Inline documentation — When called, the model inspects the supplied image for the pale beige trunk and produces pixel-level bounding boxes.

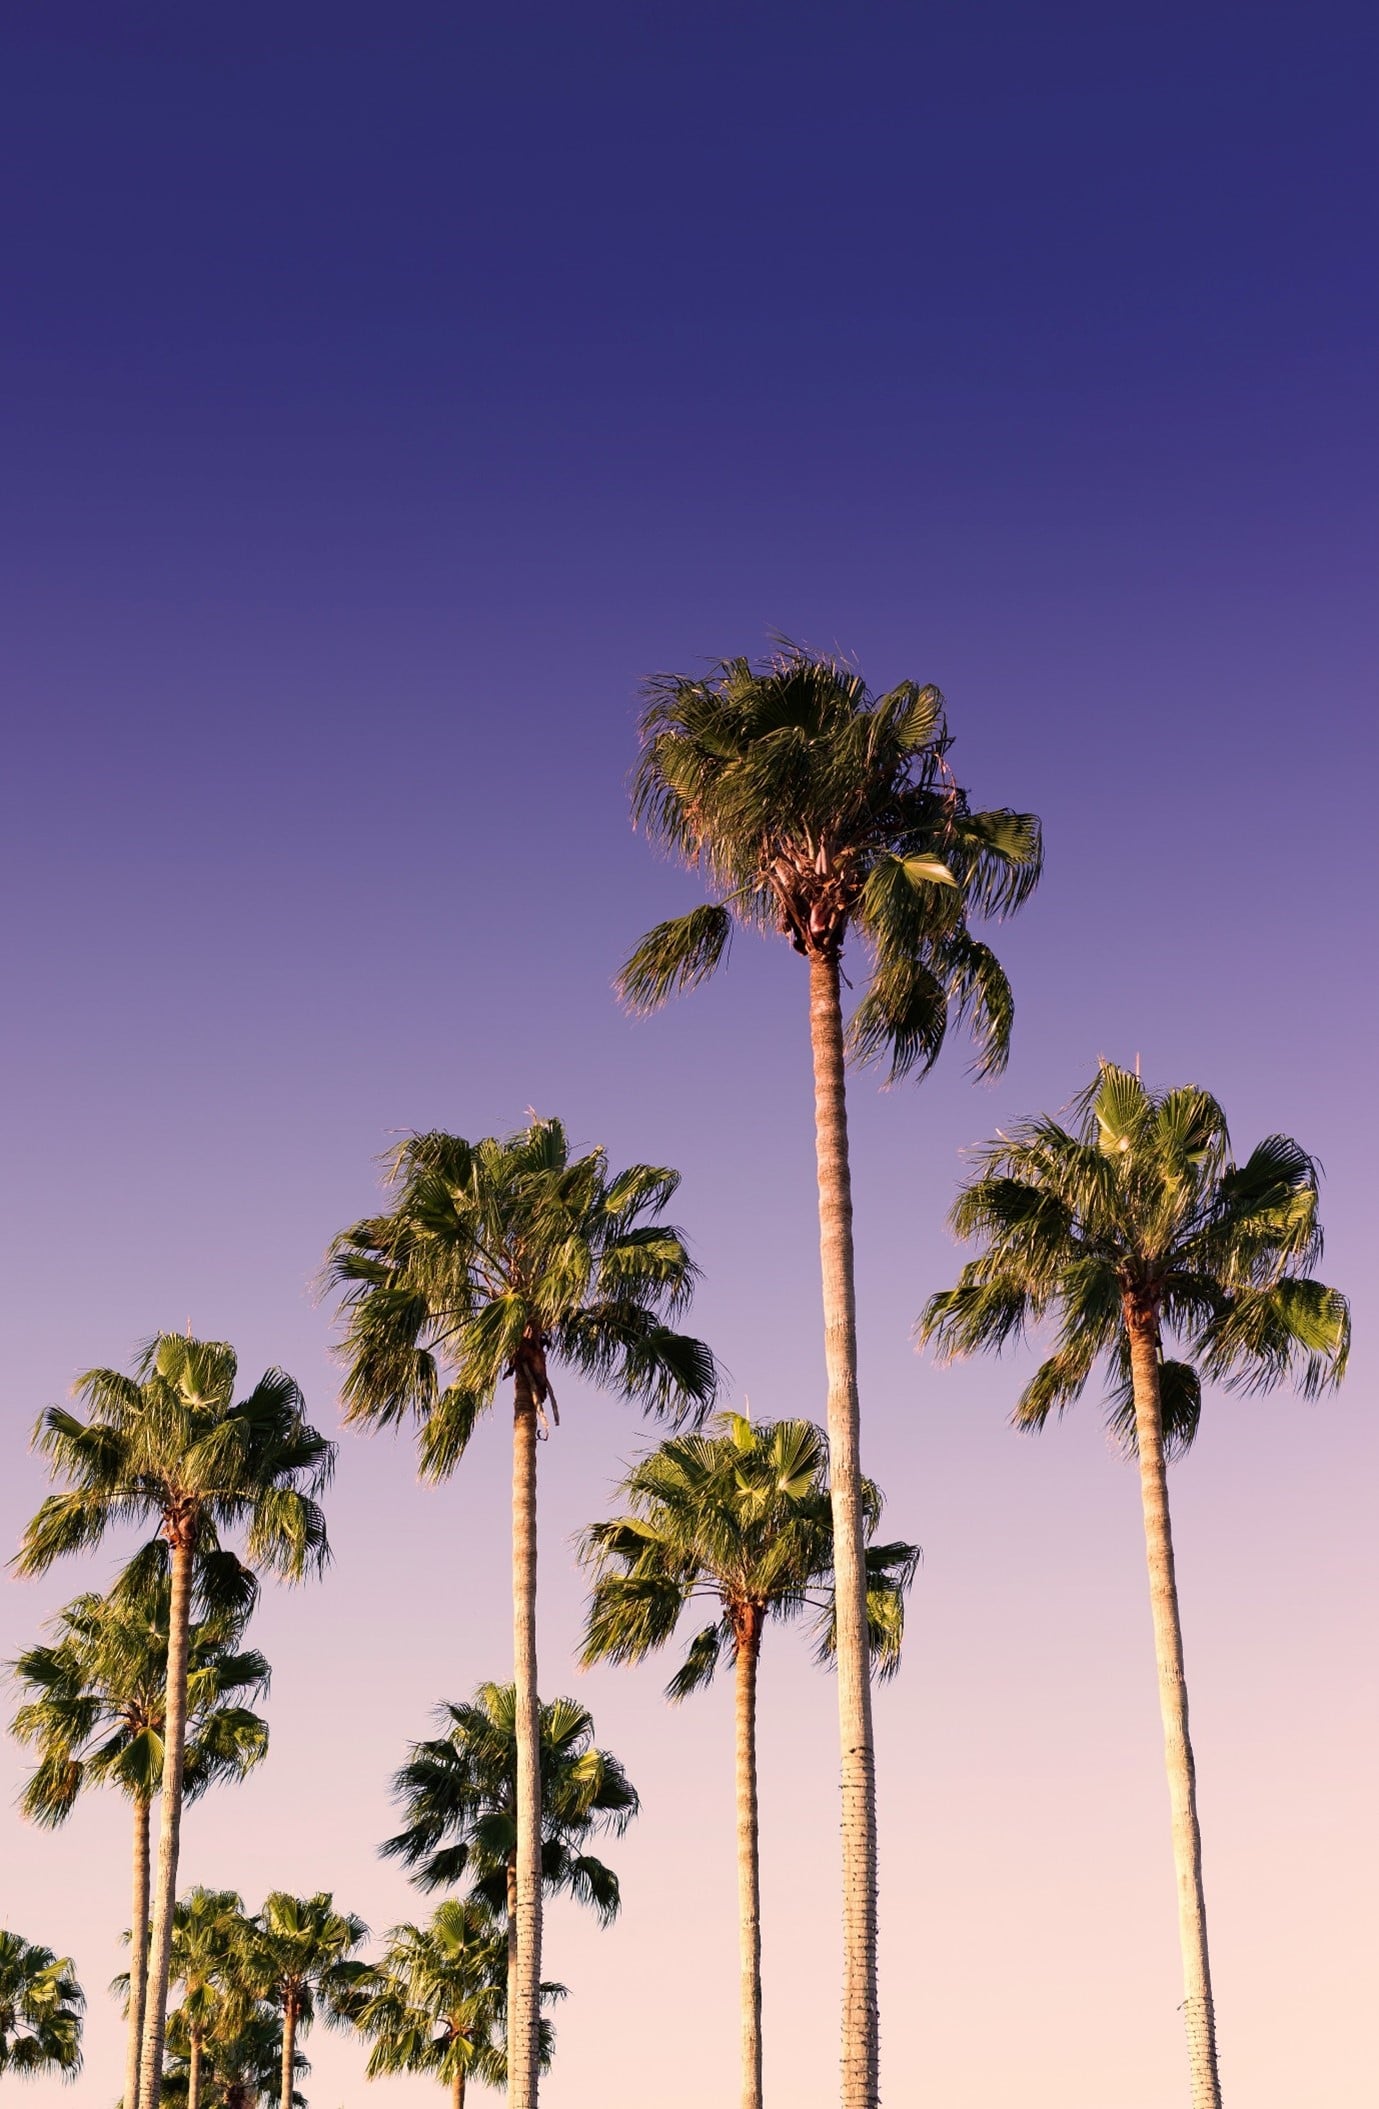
[1127,1314,1222,2109]
[125,1792,152,2109]
[453,2066,467,2109]
[510,1370,542,2109]
[808,952,878,2109]
[280,1991,298,2109]
[138,1531,195,2108]
[734,1610,764,2109]
[188,2032,203,2109]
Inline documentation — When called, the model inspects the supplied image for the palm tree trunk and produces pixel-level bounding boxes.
[125,1792,152,2109]
[280,1991,297,2109]
[734,1608,764,2109]
[188,2031,203,2109]
[138,1529,195,2109]
[510,1366,542,2109]
[453,2068,467,2109]
[808,950,879,2109]
[1127,1314,1222,2109]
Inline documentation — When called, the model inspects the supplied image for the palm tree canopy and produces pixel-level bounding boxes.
[618,644,1043,1079]
[163,1999,308,2108]
[246,1892,370,2035]
[327,1117,718,1479]
[162,1887,254,2043]
[383,1682,638,1920]
[580,1413,919,1694]
[8,1571,270,1825]
[351,1898,563,2090]
[0,1930,84,2078]
[920,1063,1351,1453]
[15,1333,334,1579]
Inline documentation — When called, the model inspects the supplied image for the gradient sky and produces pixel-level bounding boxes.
[2,5,1375,2105]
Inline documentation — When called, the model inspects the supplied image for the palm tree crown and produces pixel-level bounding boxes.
[919,1063,1351,1442]
[327,1117,718,1472]
[619,644,1042,1078]
[15,1332,334,1580]
[384,1683,638,1921]
[0,1931,84,2079]
[580,1414,919,1691]
[8,1579,270,1826]
[353,1899,509,2093]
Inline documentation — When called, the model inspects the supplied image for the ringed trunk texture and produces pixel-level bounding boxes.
[124,1792,152,2109]
[734,1608,764,2109]
[808,952,879,2109]
[280,1992,297,2109]
[510,1370,543,2109]
[138,1531,195,2109]
[1127,1314,1222,2109]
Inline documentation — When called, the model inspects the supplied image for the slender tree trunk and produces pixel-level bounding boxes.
[280,1990,297,2109]
[125,1792,152,2109]
[188,2031,203,2109]
[505,1857,518,2077]
[453,2067,467,2109]
[734,1608,765,2109]
[1127,1312,1222,2109]
[138,1529,195,2108]
[808,950,879,2109]
[510,1367,542,2109]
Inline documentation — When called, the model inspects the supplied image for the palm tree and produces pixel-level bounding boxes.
[618,643,1040,2108]
[328,1118,715,2108]
[9,1574,269,2109]
[164,1888,253,2109]
[919,1063,1351,2109]
[244,1893,369,2109]
[14,1332,334,2109]
[352,1899,559,2107]
[580,1413,918,2109]
[383,1680,636,2049]
[164,2000,307,2109]
[0,1930,83,2080]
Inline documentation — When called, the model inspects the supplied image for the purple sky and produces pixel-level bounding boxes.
[2,6,1375,2104]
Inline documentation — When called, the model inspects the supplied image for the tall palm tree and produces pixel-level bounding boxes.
[14,1332,334,2109]
[328,1118,715,2108]
[919,1063,1350,2108]
[9,1575,269,2109]
[0,1930,83,2080]
[351,1899,559,2107]
[164,1888,253,2109]
[580,1414,918,2109]
[618,644,1040,2108]
[244,1893,369,2109]
[383,1679,636,2051]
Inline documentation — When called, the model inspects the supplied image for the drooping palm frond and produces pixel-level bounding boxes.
[0,1930,84,2078]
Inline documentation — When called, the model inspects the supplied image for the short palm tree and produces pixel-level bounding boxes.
[163,1888,254,2109]
[383,1680,636,2048]
[580,1414,918,2109]
[14,1332,334,2109]
[919,1063,1350,2109]
[164,2000,306,2109]
[619,644,1040,2108]
[244,1893,369,2109]
[0,1930,83,2080]
[9,1576,269,2109]
[352,1899,559,2107]
[328,1118,714,2108]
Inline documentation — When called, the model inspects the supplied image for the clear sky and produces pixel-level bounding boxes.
[2,4,1375,2104]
